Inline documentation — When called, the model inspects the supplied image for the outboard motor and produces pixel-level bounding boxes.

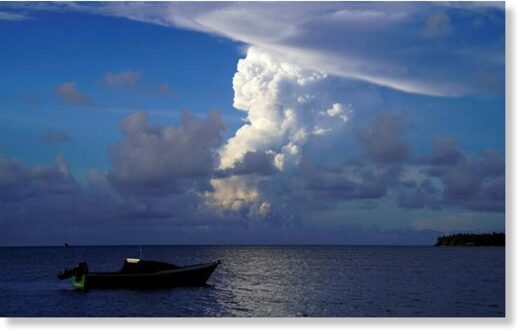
[57,262,89,280]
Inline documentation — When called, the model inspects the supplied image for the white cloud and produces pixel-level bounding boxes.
[204,176,271,219]
[323,103,350,123]
[219,47,349,171]
[209,46,351,223]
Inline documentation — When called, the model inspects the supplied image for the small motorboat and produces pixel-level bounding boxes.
[58,258,220,290]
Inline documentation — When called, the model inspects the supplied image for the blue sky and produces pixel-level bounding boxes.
[0,2,505,245]
[0,10,241,176]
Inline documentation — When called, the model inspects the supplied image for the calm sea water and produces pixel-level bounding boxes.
[0,246,505,317]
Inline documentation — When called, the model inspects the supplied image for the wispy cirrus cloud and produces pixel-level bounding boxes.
[67,1,504,97]
[4,2,503,96]
[0,10,30,21]
[421,11,452,38]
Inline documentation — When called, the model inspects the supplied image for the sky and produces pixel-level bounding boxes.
[0,1,505,246]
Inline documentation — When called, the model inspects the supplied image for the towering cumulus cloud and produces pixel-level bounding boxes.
[208,47,351,224]
[219,47,350,172]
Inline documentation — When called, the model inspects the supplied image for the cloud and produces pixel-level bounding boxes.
[297,114,504,215]
[104,70,142,89]
[204,176,271,220]
[396,178,441,210]
[219,47,350,171]
[1,110,227,227]
[55,82,91,105]
[421,11,452,38]
[0,154,83,214]
[0,2,505,244]
[0,10,30,21]
[0,148,441,246]
[207,47,351,223]
[157,82,174,96]
[41,129,71,145]
[410,212,505,234]
[210,108,504,227]
[0,116,505,244]
[397,138,505,212]
[218,151,278,177]
[71,1,504,96]
[302,159,399,203]
[103,70,174,97]
[0,153,133,245]
[429,137,465,165]
[425,141,505,212]
[108,110,225,195]
[355,113,410,165]
[0,111,232,244]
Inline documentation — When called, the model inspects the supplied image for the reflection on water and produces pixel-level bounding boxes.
[0,246,505,317]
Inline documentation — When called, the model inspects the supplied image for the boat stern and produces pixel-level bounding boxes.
[72,274,86,290]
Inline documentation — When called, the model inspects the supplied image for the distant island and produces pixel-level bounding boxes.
[435,233,505,246]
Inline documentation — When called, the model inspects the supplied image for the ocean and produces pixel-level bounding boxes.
[0,246,505,317]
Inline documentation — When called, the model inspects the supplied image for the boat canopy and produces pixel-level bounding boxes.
[118,259,179,274]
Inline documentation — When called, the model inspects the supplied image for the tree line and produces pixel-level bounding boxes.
[435,232,505,246]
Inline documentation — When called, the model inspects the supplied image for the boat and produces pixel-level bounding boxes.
[57,258,220,290]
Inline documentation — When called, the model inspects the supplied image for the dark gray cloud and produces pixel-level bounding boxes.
[355,113,410,165]
[425,140,504,212]
[0,154,79,203]
[218,151,278,177]
[0,109,504,245]
[55,82,91,105]
[396,178,442,210]
[297,114,504,215]
[108,110,225,195]
[41,129,71,145]
[0,154,114,245]
[0,110,234,245]
[429,137,465,165]
[397,138,504,212]
[302,162,398,202]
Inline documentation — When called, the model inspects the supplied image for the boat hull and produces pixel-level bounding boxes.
[72,262,219,290]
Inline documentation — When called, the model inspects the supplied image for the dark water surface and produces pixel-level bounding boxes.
[0,246,505,317]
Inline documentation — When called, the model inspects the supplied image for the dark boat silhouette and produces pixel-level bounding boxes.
[58,258,220,290]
